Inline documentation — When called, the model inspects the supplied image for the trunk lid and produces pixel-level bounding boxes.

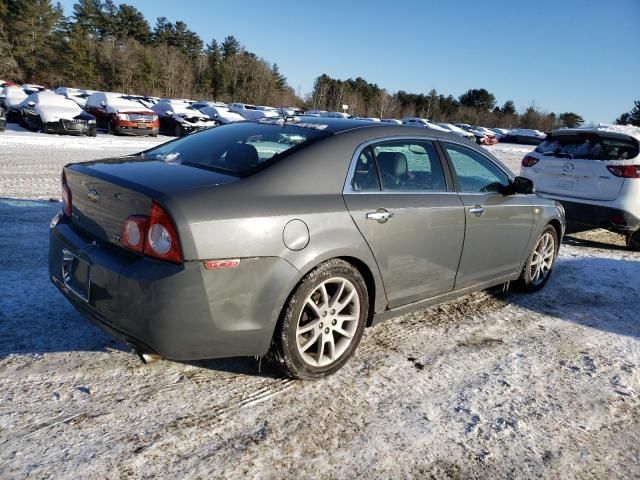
[65,156,239,246]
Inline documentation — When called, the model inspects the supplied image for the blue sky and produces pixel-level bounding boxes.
[57,0,640,123]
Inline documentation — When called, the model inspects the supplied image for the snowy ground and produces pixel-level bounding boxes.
[0,128,639,479]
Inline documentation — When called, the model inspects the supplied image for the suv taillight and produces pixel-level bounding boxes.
[521,155,539,168]
[607,165,640,178]
[120,202,182,263]
[61,171,72,217]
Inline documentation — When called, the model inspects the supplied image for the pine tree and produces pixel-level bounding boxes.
[221,35,240,59]
[271,63,287,90]
[206,39,223,98]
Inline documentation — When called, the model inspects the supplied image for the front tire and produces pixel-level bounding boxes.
[269,259,369,380]
[515,225,558,292]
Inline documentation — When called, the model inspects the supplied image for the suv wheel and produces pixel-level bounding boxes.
[269,259,368,380]
[515,225,558,292]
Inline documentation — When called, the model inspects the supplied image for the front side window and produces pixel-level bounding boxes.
[444,143,509,193]
[142,122,331,177]
[372,140,446,192]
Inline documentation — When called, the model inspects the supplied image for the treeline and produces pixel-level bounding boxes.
[1,0,589,130]
[310,74,585,130]
[616,100,640,127]
[0,0,298,105]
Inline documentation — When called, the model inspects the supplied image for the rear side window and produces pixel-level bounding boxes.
[351,147,380,191]
[372,140,447,192]
[536,134,639,160]
[444,143,509,193]
[142,121,331,177]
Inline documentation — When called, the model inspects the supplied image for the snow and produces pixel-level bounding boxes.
[0,135,639,478]
[595,123,640,141]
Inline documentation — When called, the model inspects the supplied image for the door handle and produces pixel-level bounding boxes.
[469,205,485,216]
[366,209,394,223]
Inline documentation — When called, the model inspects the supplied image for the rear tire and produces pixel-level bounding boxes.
[268,259,368,380]
[626,231,640,251]
[515,225,558,293]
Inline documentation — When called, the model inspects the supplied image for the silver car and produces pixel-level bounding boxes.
[49,118,565,379]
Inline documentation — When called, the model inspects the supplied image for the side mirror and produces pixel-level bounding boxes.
[503,176,534,195]
[100,100,106,107]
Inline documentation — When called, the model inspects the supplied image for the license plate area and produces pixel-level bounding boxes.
[137,123,149,129]
[62,248,91,302]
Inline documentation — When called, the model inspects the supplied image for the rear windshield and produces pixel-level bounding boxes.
[535,133,639,160]
[142,121,331,176]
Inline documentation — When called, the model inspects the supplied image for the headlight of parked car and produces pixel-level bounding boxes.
[88,119,96,124]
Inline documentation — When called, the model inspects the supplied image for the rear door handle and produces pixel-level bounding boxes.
[366,209,394,223]
[469,205,485,216]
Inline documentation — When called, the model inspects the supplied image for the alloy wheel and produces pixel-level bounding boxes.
[529,232,555,286]
[296,277,360,367]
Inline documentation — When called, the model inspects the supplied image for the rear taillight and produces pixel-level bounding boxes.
[144,202,182,263]
[61,171,72,217]
[120,202,182,263]
[607,165,640,178]
[521,155,539,168]
[121,216,148,253]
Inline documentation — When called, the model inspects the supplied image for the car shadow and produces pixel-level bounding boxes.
[507,255,640,339]
[563,234,629,252]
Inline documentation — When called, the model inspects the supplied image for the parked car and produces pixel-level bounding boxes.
[380,119,402,125]
[454,124,498,145]
[0,105,6,131]
[0,80,18,88]
[437,123,476,141]
[504,128,546,145]
[54,87,92,108]
[490,128,510,140]
[228,103,279,120]
[520,128,640,249]
[120,94,160,109]
[18,91,96,136]
[49,118,564,379]
[21,83,47,95]
[195,103,245,124]
[152,99,218,136]
[402,117,450,132]
[321,111,352,119]
[0,86,28,122]
[85,92,159,136]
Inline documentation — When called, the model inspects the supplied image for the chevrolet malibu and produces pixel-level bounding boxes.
[49,118,565,379]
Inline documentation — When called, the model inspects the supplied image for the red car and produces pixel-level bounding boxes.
[85,92,159,136]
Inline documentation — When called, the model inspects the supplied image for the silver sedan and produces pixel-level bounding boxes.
[49,117,565,379]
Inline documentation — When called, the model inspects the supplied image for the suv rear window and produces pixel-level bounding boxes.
[535,133,639,161]
[142,121,331,176]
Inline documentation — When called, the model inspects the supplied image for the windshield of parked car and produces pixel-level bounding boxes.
[535,133,639,160]
[142,121,331,176]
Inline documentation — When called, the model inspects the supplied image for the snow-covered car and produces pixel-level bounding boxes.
[504,129,546,145]
[18,91,96,136]
[0,86,28,122]
[490,128,510,140]
[520,128,640,249]
[196,104,246,124]
[437,123,476,141]
[54,87,92,108]
[321,111,351,119]
[152,99,218,136]
[454,124,498,145]
[121,95,160,109]
[228,103,280,120]
[85,92,159,136]
[0,80,18,88]
[0,105,6,131]
[355,117,381,122]
[380,118,402,124]
[304,110,327,116]
[21,84,47,95]
[402,117,450,132]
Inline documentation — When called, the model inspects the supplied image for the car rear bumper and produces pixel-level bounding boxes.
[49,214,300,360]
[546,199,640,233]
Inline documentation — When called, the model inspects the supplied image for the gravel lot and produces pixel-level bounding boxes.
[0,125,638,479]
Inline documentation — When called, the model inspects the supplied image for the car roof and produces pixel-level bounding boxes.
[258,115,466,139]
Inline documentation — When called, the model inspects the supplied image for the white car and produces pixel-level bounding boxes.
[228,103,279,120]
[17,91,97,135]
[197,104,245,124]
[54,87,92,108]
[437,123,476,141]
[490,128,510,140]
[520,128,640,249]
[401,117,450,132]
[0,86,28,121]
[21,84,47,95]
